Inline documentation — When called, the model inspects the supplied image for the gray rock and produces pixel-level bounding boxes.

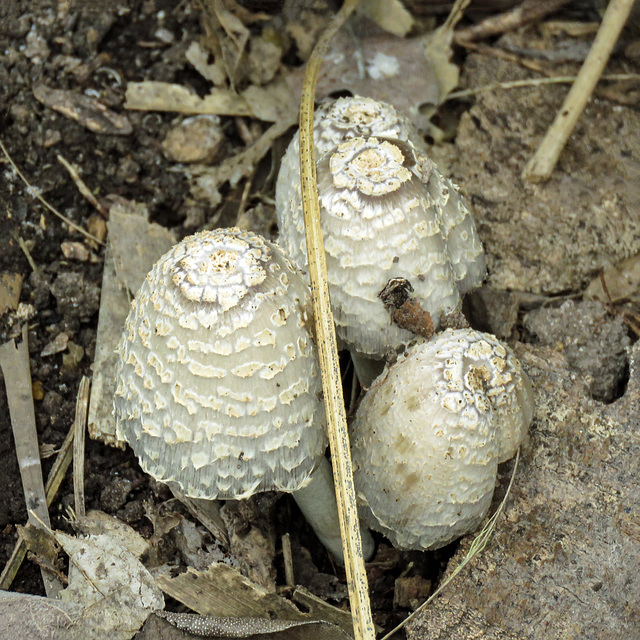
[523,300,630,402]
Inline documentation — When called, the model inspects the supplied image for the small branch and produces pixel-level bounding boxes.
[454,0,573,44]
[523,0,637,183]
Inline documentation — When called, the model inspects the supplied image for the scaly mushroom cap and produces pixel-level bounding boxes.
[276,96,485,356]
[278,135,462,357]
[350,328,534,550]
[276,96,421,220]
[114,228,327,500]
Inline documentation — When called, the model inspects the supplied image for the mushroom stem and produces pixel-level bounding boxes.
[351,353,385,389]
[292,456,375,565]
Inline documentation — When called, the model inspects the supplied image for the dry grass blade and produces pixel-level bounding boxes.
[57,154,109,219]
[73,377,91,518]
[380,449,522,640]
[297,1,375,638]
[0,326,62,597]
[0,376,78,590]
[523,0,637,182]
[447,73,640,100]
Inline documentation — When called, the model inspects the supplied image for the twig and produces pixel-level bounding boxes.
[297,1,376,638]
[282,533,295,588]
[73,377,90,518]
[523,0,637,183]
[57,154,109,219]
[26,551,69,586]
[0,139,105,245]
[463,41,549,74]
[381,450,522,640]
[12,231,39,273]
[454,0,573,44]
[235,174,253,222]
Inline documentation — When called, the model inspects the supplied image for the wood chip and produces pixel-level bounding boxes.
[0,273,23,315]
[41,332,69,357]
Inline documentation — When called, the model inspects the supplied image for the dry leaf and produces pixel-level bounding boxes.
[33,84,132,135]
[87,203,176,445]
[125,81,253,117]
[358,0,414,37]
[0,591,118,640]
[57,530,164,639]
[312,22,439,132]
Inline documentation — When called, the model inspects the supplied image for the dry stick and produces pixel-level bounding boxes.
[73,377,90,518]
[0,378,80,590]
[297,1,375,639]
[381,450,522,640]
[0,326,62,597]
[523,0,637,183]
[281,533,295,588]
[454,0,573,44]
[0,139,105,246]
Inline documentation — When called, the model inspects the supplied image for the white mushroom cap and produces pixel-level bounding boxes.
[278,134,463,357]
[276,96,485,357]
[350,328,534,550]
[114,228,327,500]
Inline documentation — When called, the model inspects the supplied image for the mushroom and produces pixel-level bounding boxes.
[114,227,373,562]
[276,96,485,366]
[349,328,534,551]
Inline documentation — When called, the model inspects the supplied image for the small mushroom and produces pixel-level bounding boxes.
[349,328,534,551]
[114,228,373,562]
[276,96,485,362]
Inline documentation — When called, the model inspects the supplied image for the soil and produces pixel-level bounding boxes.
[0,0,638,638]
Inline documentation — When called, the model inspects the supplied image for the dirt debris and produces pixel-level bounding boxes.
[451,29,640,294]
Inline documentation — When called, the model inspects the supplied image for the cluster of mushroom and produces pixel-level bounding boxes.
[113,96,534,564]
[274,95,533,550]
